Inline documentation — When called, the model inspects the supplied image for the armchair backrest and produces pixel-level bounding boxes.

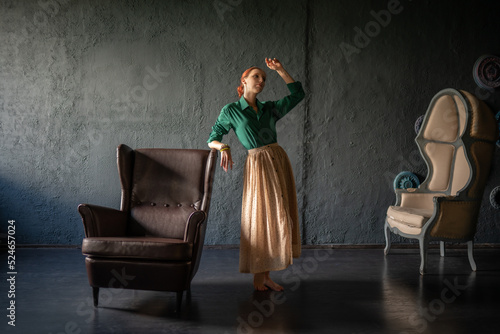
[116,144,217,238]
[416,89,497,200]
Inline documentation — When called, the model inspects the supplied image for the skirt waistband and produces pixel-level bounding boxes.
[247,143,280,155]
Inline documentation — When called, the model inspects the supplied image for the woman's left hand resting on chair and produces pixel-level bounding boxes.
[208,140,233,172]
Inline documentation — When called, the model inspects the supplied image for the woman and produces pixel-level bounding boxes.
[207,58,305,291]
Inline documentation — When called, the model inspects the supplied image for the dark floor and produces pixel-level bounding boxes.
[1,247,500,334]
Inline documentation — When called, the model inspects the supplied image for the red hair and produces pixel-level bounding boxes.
[237,67,265,98]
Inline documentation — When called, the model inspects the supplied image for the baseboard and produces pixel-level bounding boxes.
[1,243,499,250]
[203,243,500,250]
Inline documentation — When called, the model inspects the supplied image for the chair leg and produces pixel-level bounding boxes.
[419,238,428,275]
[467,240,477,271]
[176,291,184,313]
[185,286,192,307]
[92,287,99,307]
[440,241,445,257]
[384,221,391,256]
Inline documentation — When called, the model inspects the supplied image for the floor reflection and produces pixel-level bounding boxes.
[382,249,486,334]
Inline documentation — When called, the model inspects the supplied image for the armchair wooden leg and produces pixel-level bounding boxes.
[419,238,428,275]
[467,240,477,271]
[185,286,192,307]
[92,287,99,307]
[384,221,391,256]
[440,241,445,257]
[176,291,183,313]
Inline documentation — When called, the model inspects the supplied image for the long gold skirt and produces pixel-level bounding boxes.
[239,143,301,274]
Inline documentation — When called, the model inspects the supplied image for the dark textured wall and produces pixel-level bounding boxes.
[1,0,499,245]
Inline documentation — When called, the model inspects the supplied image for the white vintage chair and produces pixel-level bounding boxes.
[384,88,498,274]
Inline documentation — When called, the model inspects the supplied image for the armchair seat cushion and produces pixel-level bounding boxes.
[386,206,434,235]
[82,237,193,261]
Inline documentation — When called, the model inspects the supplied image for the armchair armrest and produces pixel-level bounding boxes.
[183,210,207,243]
[428,196,481,240]
[78,204,128,237]
[395,188,446,210]
[394,187,423,206]
[184,210,208,281]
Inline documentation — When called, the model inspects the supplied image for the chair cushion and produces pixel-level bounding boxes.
[386,206,434,235]
[82,237,192,261]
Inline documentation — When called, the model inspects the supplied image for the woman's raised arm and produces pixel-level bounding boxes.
[265,58,295,84]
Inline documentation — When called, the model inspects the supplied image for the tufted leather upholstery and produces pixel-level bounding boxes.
[384,89,498,274]
[79,145,217,311]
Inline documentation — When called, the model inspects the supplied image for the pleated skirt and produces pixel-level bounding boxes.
[239,143,302,274]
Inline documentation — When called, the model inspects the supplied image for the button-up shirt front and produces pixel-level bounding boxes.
[207,82,305,150]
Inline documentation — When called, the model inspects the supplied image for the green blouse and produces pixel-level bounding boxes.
[207,81,305,150]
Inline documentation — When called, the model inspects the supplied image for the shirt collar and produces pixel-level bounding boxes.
[239,96,264,112]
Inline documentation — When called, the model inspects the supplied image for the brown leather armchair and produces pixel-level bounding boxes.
[79,145,217,311]
[384,89,498,274]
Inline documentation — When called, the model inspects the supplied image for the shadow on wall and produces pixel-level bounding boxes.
[0,176,85,244]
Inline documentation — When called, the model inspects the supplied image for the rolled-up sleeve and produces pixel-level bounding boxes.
[273,81,305,120]
[207,109,232,143]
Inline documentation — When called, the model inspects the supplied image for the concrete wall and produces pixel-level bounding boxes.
[1,0,499,245]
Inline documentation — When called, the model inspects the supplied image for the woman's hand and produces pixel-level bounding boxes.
[220,149,234,172]
[208,141,235,172]
[265,58,295,84]
[265,57,283,71]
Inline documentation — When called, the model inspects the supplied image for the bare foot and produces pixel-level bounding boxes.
[264,272,284,291]
[253,273,268,291]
